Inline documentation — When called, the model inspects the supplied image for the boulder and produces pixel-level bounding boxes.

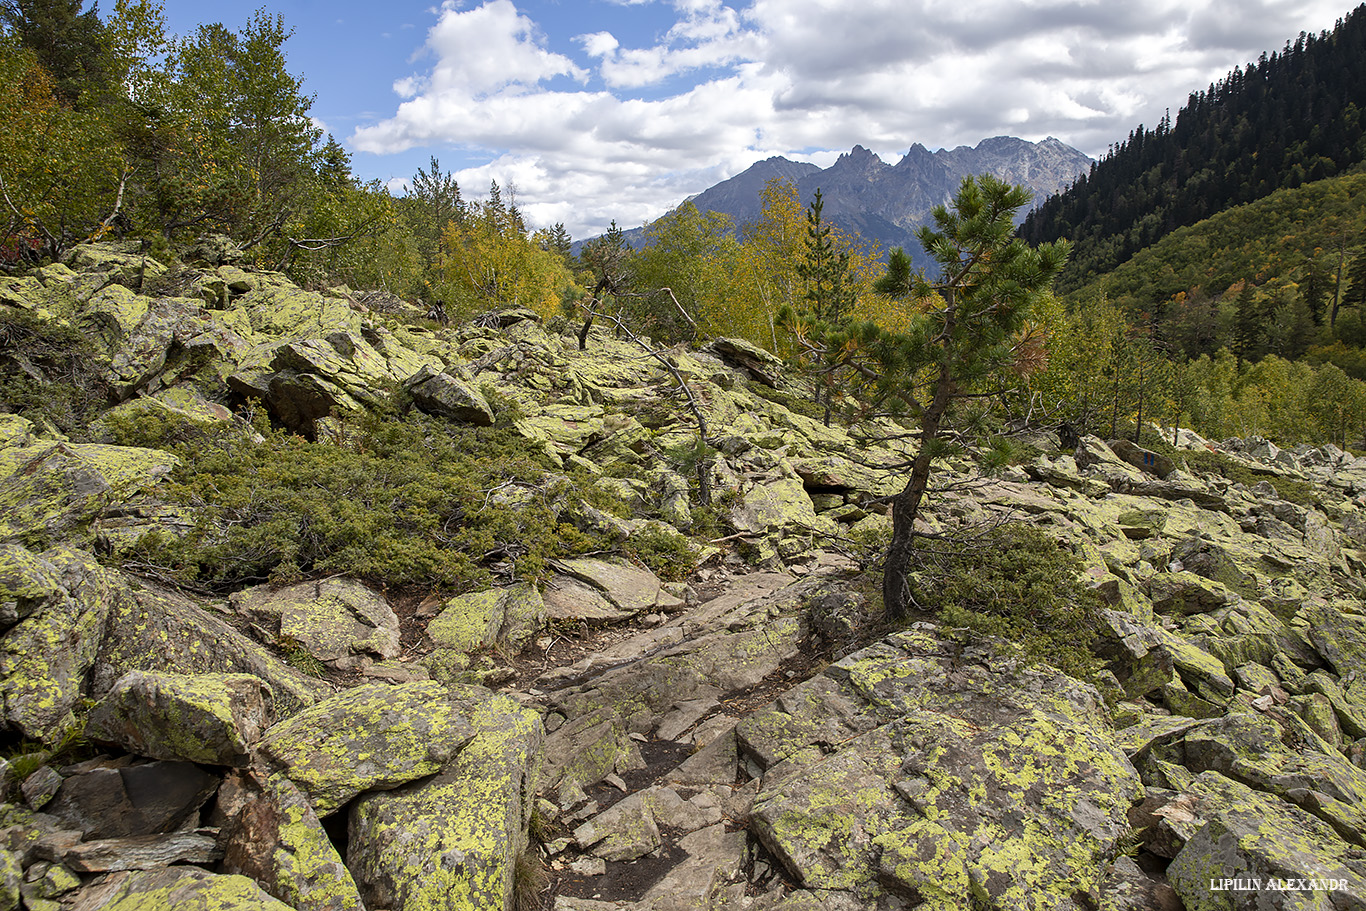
[701,337,785,387]
[347,693,542,911]
[551,557,682,615]
[0,547,125,742]
[102,296,252,397]
[62,242,167,288]
[746,629,1143,907]
[1109,438,1177,478]
[258,681,479,814]
[231,578,400,670]
[730,462,835,538]
[63,866,295,911]
[404,364,495,425]
[45,760,218,839]
[1301,601,1366,678]
[1147,570,1239,615]
[426,582,545,656]
[0,544,66,634]
[85,670,272,767]
[93,583,324,718]
[1181,712,1366,843]
[1166,771,1366,910]
[0,442,176,548]
[228,329,439,435]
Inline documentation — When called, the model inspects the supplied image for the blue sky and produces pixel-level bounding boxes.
[164,0,1353,239]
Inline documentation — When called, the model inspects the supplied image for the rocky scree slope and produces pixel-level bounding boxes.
[0,242,1364,910]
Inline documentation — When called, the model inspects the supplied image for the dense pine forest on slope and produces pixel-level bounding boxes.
[1021,3,1366,292]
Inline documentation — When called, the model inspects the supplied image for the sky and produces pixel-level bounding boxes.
[163,0,1354,239]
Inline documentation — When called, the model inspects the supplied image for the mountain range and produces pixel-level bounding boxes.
[618,136,1093,260]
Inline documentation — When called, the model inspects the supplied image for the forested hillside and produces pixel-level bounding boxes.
[1021,3,1366,292]
[1065,168,1366,363]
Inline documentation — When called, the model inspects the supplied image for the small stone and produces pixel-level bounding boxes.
[20,767,62,811]
[569,856,606,876]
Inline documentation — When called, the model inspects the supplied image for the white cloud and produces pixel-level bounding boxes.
[350,0,1350,239]
[578,31,620,58]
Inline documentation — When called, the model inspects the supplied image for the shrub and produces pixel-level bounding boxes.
[625,524,698,582]
[124,400,608,592]
[910,523,1103,681]
[0,309,110,438]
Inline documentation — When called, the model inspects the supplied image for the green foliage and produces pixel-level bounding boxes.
[167,10,319,252]
[913,524,1103,681]
[1064,169,1366,360]
[3,708,96,775]
[1177,350,1366,448]
[627,201,735,343]
[435,181,576,321]
[0,34,124,258]
[0,0,110,106]
[276,633,326,678]
[123,402,605,592]
[624,524,696,583]
[512,846,549,911]
[0,308,109,436]
[780,188,862,423]
[977,436,1040,474]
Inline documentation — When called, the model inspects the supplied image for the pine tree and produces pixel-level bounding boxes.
[783,189,858,424]
[875,176,1070,619]
[0,0,108,105]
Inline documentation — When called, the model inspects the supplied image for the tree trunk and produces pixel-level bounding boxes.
[883,361,953,620]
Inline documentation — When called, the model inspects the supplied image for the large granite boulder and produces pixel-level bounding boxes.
[64,866,295,911]
[404,364,495,425]
[347,692,542,911]
[743,629,1143,909]
[216,766,365,911]
[231,578,400,670]
[85,670,273,767]
[93,582,325,718]
[0,442,176,548]
[1166,771,1366,911]
[257,681,479,814]
[0,546,126,743]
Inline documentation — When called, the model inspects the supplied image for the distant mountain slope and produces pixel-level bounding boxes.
[614,137,1092,262]
[1021,3,1366,292]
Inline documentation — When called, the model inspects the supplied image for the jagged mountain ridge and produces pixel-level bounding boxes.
[616,136,1092,259]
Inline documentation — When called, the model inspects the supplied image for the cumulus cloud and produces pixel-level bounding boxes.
[350,0,1348,238]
